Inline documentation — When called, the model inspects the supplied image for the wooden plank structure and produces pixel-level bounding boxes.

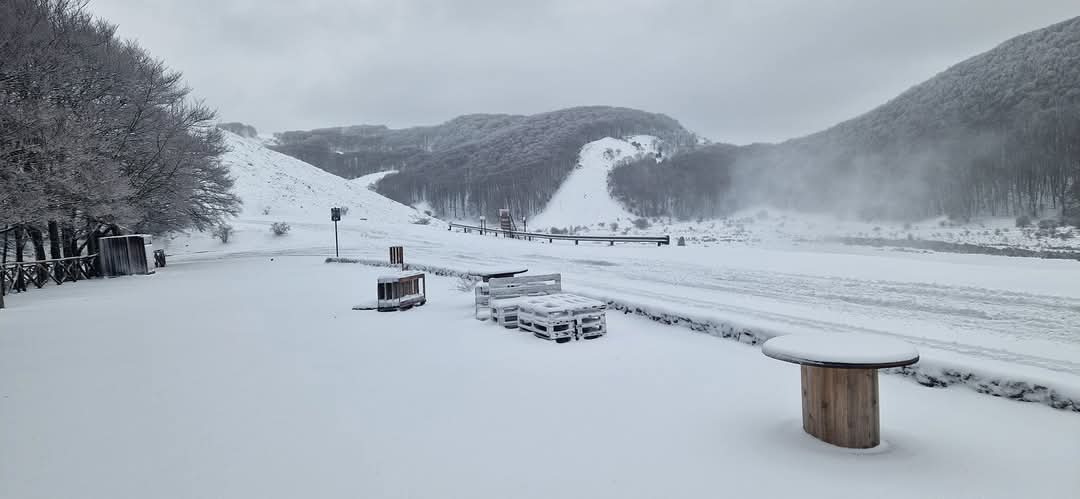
[99,234,154,277]
[484,274,562,326]
[377,271,427,312]
[517,293,608,343]
[389,246,404,267]
[471,267,529,320]
[762,333,919,449]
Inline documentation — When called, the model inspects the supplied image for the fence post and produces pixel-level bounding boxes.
[0,225,6,310]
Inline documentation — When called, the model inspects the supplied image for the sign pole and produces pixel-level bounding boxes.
[331,207,341,257]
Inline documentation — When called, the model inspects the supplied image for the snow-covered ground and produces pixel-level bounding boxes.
[152,135,1080,407]
[530,135,657,231]
[3,134,1078,497]
[1,257,1077,499]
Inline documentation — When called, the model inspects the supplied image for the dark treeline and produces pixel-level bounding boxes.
[373,107,697,220]
[610,16,1080,222]
[273,107,697,220]
[0,0,237,262]
[272,114,527,179]
[609,145,740,219]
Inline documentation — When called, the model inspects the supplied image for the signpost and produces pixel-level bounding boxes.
[331,207,341,257]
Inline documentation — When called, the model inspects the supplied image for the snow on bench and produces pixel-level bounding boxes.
[482,274,562,327]
[518,293,607,343]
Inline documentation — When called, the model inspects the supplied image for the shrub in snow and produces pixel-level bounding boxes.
[1015,215,1032,228]
[213,224,234,243]
[262,206,271,215]
[609,222,619,231]
[455,276,477,292]
[1037,219,1058,230]
[271,222,291,236]
[677,236,686,246]
[550,227,568,235]
[632,218,651,230]
[339,206,349,217]
[411,217,431,225]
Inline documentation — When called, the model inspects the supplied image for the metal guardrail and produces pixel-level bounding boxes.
[448,223,669,246]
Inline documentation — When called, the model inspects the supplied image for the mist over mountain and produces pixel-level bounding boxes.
[614,16,1080,222]
[274,106,697,219]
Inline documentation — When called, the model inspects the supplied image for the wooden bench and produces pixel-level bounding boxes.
[472,267,529,320]
[762,333,919,449]
[517,293,607,343]
[485,274,562,328]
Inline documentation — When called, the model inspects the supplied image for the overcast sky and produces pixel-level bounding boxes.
[87,0,1079,144]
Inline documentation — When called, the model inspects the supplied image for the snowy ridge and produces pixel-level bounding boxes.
[531,136,658,230]
[326,257,1080,412]
[222,132,421,223]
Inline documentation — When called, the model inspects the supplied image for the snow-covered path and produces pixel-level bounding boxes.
[1,257,1077,498]
[163,221,1080,401]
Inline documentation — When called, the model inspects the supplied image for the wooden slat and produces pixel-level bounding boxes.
[801,366,879,449]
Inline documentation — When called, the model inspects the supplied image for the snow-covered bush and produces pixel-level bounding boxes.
[677,236,686,246]
[1015,215,1032,228]
[633,218,651,230]
[213,224,234,243]
[271,222,291,236]
[1037,219,1058,230]
[411,217,431,225]
[609,222,619,231]
[550,227,568,235]
[455,276,477,292]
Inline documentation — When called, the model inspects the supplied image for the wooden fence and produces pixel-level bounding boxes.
[1,254,100,295]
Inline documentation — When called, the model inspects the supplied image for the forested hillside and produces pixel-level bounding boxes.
[276,107,697,219]
[272,113,527,179]
[613,16,1080,222]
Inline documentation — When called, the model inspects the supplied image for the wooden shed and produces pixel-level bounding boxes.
[377,271,426,311]
[99,234,154,277]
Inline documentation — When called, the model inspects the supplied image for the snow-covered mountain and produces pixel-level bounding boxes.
[221,132,422,224]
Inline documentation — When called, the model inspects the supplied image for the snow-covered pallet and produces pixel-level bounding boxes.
[482,274,562,327]
[517,293,607,343]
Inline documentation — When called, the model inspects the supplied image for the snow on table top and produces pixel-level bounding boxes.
[467,267,528,277]
[762,333,920,368]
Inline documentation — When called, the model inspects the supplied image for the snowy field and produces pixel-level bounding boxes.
[1,257,1077,499]
[152,134,1080,408]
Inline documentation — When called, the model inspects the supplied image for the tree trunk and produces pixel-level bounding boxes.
[48,221,62,260]
[62,225,77,258]
[28,227,46,262]
[48,221,62,281]
[14,226,25,263]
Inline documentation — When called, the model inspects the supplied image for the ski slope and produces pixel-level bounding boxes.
[530,136,658,230]
[221,132,420,223]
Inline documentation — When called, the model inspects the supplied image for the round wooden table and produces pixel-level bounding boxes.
[762,334,919,449]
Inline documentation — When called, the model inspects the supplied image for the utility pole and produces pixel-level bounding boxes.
[331,208,341,257]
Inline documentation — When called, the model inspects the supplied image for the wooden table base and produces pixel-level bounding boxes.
[801,366,880,448]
